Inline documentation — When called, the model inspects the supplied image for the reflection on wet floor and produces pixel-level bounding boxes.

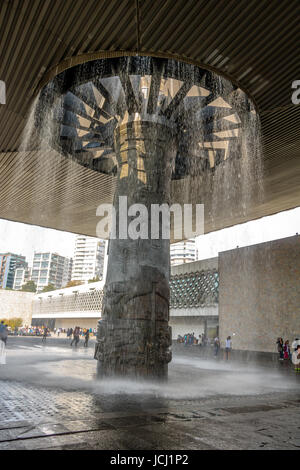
[2,341,300,399]
[1,339,300,450]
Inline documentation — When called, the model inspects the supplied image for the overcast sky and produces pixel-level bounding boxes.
[0,220,76,264]
[0,206,299,265]
[196,206,300,259]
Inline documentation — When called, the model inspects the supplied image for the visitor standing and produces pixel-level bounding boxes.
[84,329,90,348]
[292,338,300,351]
[283,340,291,361]
[276,337,284,360]
[224,336,232,360]
[214,337,220,357]
[292,345,300,373]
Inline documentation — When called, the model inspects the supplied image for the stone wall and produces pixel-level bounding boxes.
[0,289,34,325]
[219,235,300,353]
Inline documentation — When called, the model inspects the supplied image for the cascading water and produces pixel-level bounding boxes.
[20,55,263,379]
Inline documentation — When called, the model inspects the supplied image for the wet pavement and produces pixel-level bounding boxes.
[0,336,300,450]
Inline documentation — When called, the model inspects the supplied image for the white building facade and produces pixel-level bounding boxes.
[170,238,197,266]
[31,252,73,292]
[32,258,219,339]
[13,267,31,290]
[72,235,105,282]
[32,280,104,330]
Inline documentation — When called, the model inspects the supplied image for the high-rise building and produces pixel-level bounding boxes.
[72,235,105,282]
[31,252,73,292]
[13,267,32,290]
[170,239,197,266]
[0,253,27,289]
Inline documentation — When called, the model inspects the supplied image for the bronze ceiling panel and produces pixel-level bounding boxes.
[0,0,299,236]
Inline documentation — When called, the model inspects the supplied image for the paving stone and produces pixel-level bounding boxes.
[1,338,300,450]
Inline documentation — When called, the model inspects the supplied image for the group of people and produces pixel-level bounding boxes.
[177,332,229,359]
[68,326,90,348]
[12,326,48,336]
[40,325,92,347]
[177,332,213,347]
[277,337,300,372]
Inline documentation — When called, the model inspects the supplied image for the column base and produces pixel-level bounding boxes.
[94,276,172,379]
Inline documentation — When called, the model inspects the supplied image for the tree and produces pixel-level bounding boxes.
[40,283,56,293]
[88,276,101,283]
[65,280,84,288]
[21,281,37,293]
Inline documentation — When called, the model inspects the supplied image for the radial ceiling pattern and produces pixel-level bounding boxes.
[45,57,250,178]
[0,0,299,237]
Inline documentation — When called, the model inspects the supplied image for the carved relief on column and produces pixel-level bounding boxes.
[95,120,175,379]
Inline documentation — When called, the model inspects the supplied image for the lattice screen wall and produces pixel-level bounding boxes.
[33,290,104,315]
[170,270,219,308]
[33,270,219,315]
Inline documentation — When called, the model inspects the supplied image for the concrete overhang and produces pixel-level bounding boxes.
[0,0,299,236]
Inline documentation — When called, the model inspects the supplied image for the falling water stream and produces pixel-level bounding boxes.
[18,56,265,383]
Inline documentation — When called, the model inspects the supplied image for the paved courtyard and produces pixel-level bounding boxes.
[0,336,299,450]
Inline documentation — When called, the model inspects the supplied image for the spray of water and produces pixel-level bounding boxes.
[17,56,266,379]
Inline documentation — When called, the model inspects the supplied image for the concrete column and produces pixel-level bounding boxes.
[95,120,176,378]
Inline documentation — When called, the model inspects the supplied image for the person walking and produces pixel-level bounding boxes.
[42,327,48,343]
[84,329,90,348]
[71,326,80,347]
[224,336,232,360]
[292,345,300,373]
[0,323,8,346]
[214,337,220,358]
[0,322,8,365]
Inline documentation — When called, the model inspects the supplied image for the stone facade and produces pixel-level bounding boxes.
[219,235,300,353]
[0,289,34,325]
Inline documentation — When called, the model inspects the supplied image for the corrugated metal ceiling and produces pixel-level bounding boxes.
[0,0,299,236]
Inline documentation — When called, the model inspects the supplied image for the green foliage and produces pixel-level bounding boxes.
[65,280,84,288]
[1,317,23,329]
[21,281,37,292]
[40,283,56,293]
[88,276,100,283]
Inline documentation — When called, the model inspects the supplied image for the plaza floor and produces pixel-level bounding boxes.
[0,336,299,450]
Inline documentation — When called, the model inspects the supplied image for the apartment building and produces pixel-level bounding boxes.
[0,253,27,289]
[72,235,105,282]
[170,239,197,266]
[31,252,73,292]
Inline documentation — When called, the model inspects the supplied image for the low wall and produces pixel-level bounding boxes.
[0,289,34,325]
